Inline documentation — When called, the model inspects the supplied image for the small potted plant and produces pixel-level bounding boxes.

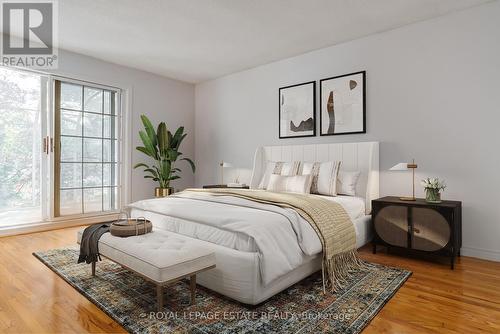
[421,177,446,203]
[134,115,195,197]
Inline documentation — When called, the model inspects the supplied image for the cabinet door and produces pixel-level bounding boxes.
[374,205,408,247]
[412,207,450,251]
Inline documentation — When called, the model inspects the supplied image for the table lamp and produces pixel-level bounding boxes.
[219,161,233,184]
[389,159,418,201]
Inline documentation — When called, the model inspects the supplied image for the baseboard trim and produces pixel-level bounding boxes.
[0,214,117,237]
[461,246,500,262]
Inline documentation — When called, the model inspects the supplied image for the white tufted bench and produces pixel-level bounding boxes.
[77,229,216,311]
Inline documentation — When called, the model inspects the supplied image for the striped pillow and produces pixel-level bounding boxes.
[300,161,342,196]
[258,161,301,189]
[267,174,312,194]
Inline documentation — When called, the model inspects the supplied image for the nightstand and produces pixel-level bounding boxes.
[372,196,462,269]
[202,184,249,189]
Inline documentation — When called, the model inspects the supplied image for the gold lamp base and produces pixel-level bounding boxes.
[399,196,416,201]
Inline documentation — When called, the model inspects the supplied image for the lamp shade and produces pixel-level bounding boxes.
[389,162,409,171]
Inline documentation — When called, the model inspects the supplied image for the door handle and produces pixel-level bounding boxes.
[42,136,50,155]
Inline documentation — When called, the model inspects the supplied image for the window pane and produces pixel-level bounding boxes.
[61,109,82,136]
[83,112,102,137]
[103,115,116,138]
[84,87,102,113]
[103,91,111,114]
[60,189,82,215]
[61,136,82,162]
[103,187,111,211]
[83,138,102,162]
[103,187,117,211]
[103,139,112,162]
[113,93,118,116]
[61,83,82,110]
[103,163,111,186]
[83,163,102,187]
[84,188,102,213]
[113,140,119,162]
[103,163,119,186]
[60,163,82,188]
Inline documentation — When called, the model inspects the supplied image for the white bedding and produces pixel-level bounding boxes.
[313,194,366,220]
[127,191,367,285]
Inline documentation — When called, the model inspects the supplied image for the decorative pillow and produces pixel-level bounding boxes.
[258,161,301,189]
[300,161,342,196]
[267,174,312,194]
[337,171,361,196]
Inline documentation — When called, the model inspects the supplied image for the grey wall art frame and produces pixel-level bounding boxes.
[279,81,316,139]
[320,71,366,136]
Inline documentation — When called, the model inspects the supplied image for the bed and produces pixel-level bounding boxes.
[128,141,379,304]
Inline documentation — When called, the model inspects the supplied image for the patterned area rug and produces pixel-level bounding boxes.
[34,248,411,334]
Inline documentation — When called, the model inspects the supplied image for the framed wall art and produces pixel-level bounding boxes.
[279,81,315,139]
[320,71,366,136]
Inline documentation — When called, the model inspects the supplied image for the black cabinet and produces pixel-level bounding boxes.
[372,196,462,269]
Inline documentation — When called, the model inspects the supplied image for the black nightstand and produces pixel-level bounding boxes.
[372,196,462,269]
[202,184,250,189]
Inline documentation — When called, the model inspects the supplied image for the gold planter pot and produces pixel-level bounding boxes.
[155,187,173,197]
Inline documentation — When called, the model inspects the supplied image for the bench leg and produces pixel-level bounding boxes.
[157,284,163,312]
[190,275,196,304]
[91,261,96,276]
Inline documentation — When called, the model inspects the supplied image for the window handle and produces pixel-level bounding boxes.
[50,137,54,152]
[43,136,50,155]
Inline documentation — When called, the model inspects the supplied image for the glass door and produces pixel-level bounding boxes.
[0,67,49,227]
[0,67,122,229]
[54,80,121,217]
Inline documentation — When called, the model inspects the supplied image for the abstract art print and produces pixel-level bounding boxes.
[320,71,366,136]
[279,81,315,138]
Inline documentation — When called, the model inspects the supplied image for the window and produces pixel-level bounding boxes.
[55,80,121,217]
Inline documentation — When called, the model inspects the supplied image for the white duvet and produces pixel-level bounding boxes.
[127,192,363,285]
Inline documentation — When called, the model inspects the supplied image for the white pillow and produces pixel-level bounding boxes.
[300,161,342,196]
[267,174,312,194]
[337,171,361,196]
[258,161,301,189]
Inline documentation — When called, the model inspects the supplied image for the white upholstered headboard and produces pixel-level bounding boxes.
[250,141,379,214]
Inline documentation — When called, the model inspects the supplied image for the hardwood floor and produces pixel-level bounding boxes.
[0,226,499,333]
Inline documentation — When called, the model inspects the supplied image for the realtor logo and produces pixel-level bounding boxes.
[1,0,58,68]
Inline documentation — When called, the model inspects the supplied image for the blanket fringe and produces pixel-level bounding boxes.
[323,250,375,292]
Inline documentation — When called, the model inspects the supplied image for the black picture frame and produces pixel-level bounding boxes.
[319,71,366,136]
[278,81,316,139]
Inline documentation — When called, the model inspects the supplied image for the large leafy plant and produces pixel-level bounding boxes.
[134,115,195,189]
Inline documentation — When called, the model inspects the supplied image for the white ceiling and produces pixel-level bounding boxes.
[24,0,497,83]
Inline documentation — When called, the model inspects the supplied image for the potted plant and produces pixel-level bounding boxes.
[421,177,446,203]
[134,115,195,197]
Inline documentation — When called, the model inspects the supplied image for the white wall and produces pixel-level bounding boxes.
[50,49,195,202]
[195,2,500,261]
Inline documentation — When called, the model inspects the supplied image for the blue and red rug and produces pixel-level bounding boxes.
[34,247,410,334]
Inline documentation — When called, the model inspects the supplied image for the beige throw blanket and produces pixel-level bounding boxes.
[185,188,366,291]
